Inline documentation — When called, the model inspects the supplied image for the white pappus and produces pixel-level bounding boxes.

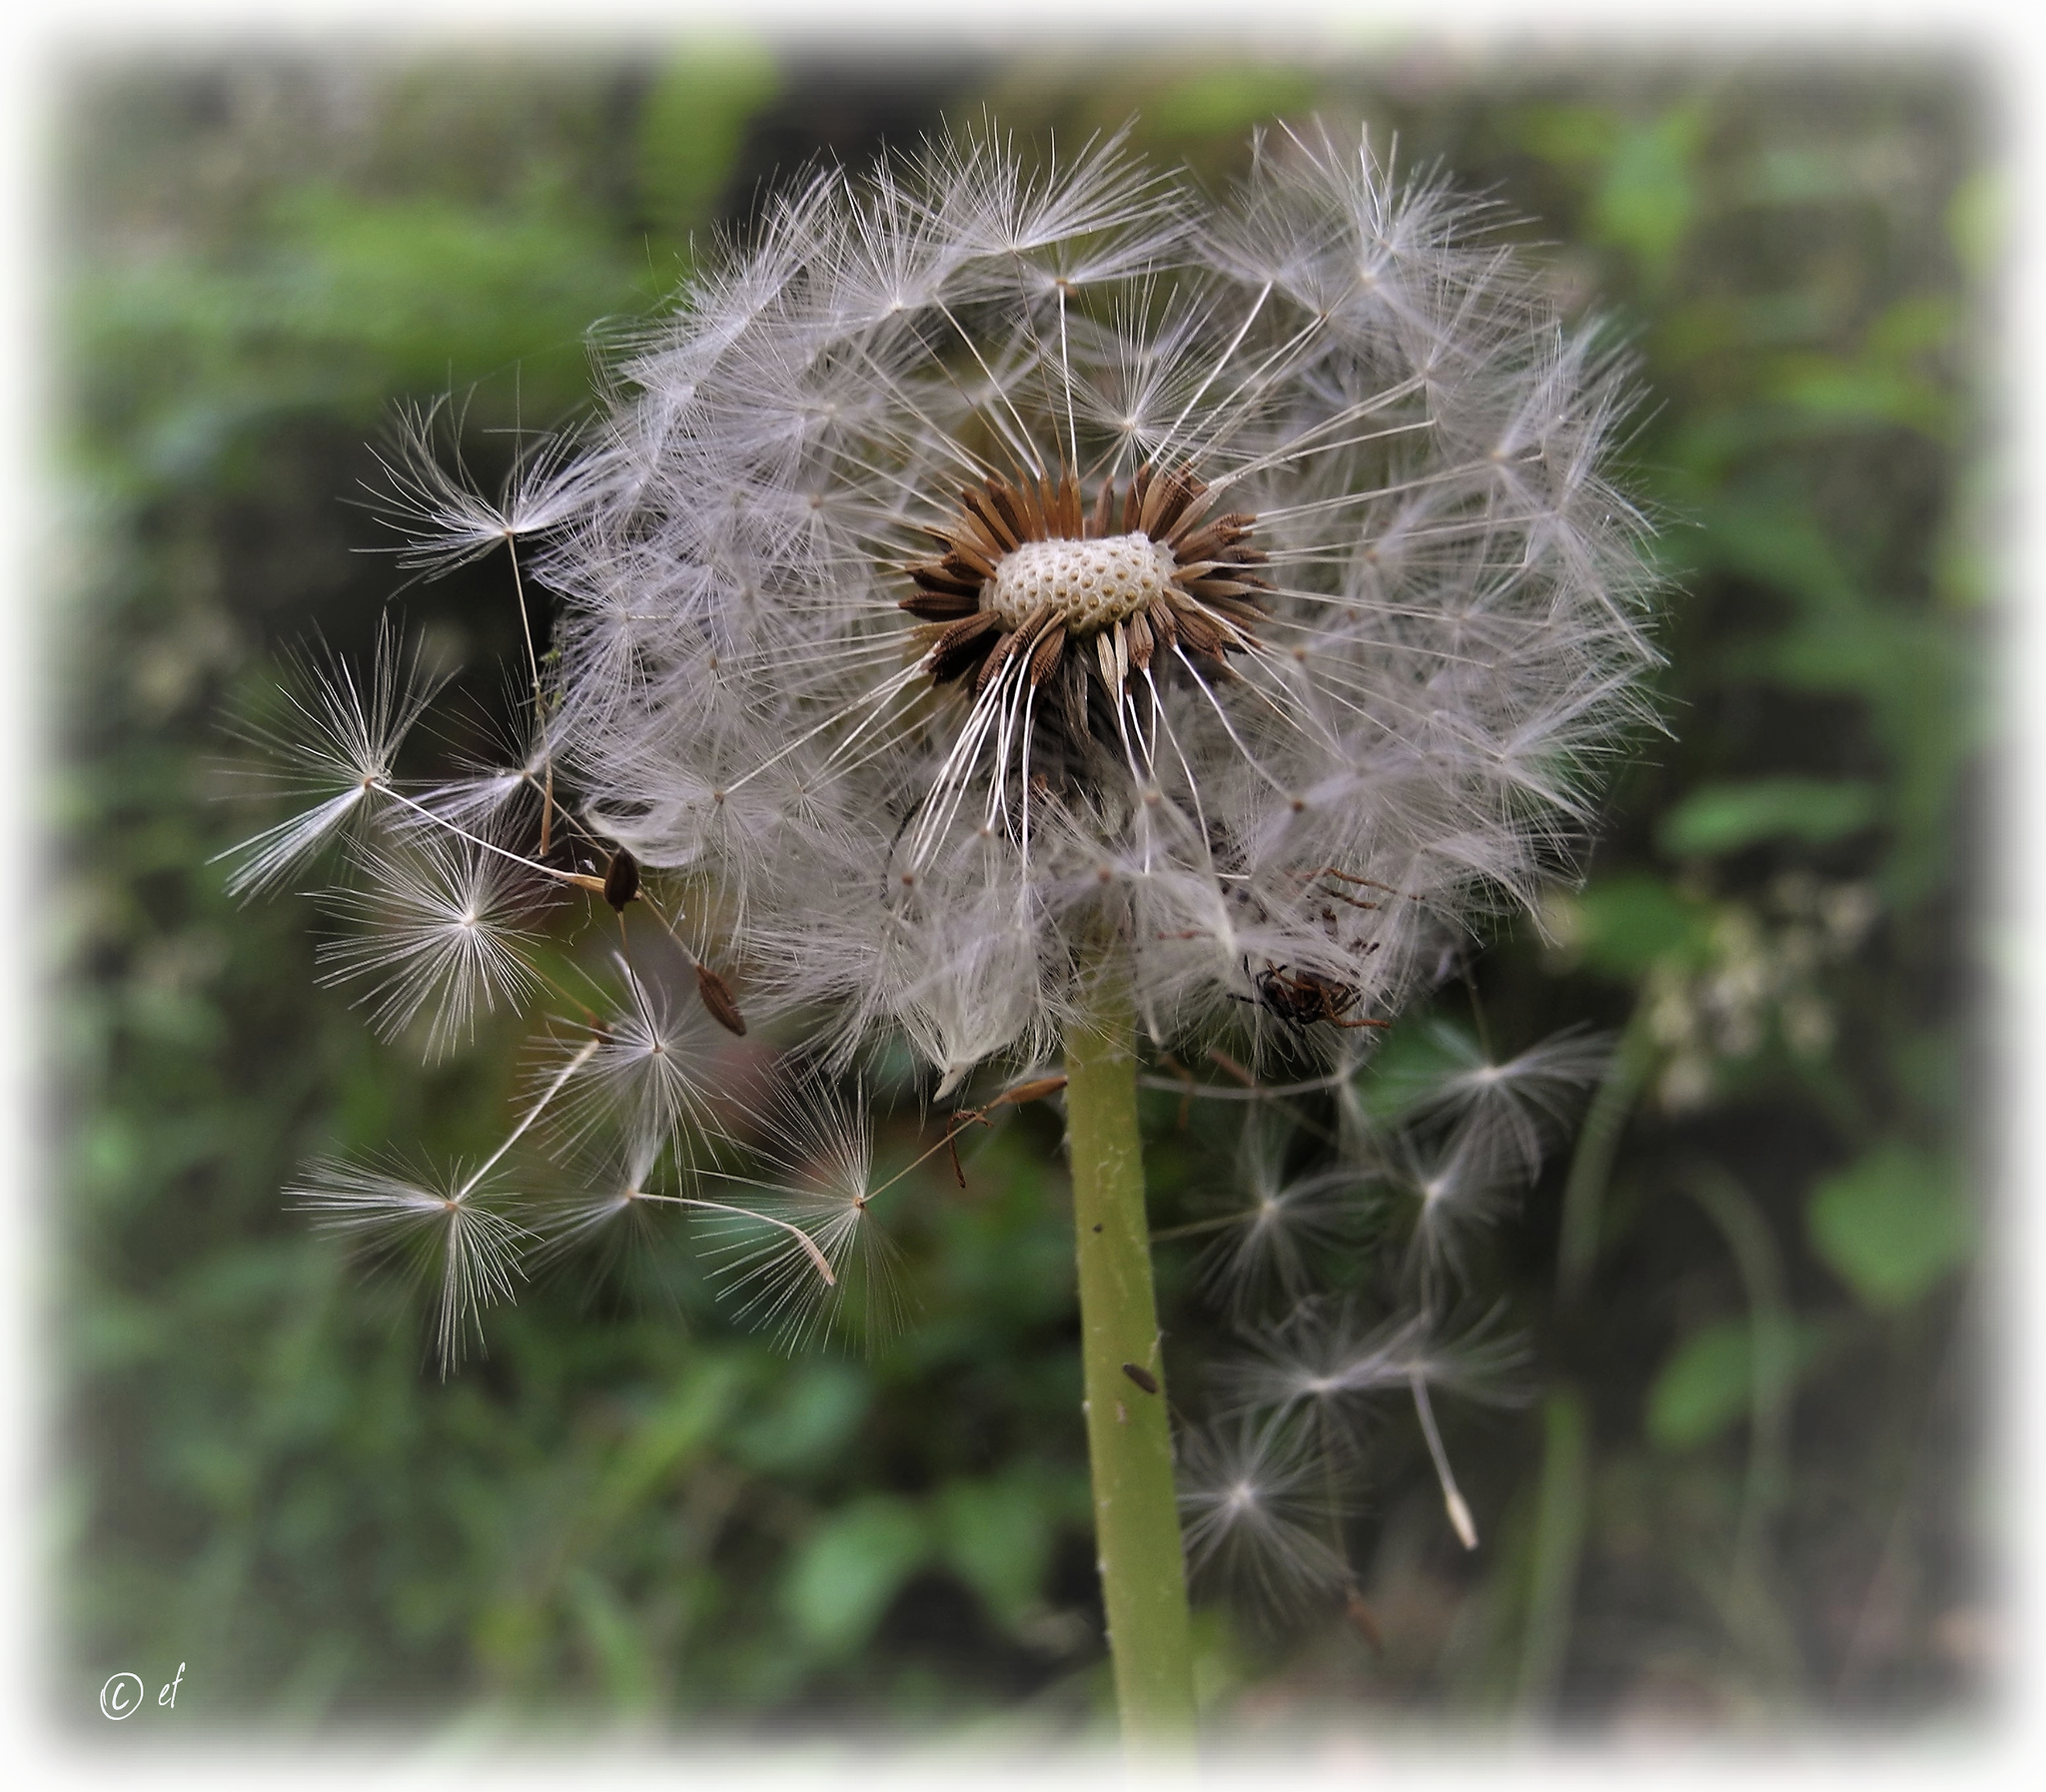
[223,120,1654,1613]
[494,120,1658,1089]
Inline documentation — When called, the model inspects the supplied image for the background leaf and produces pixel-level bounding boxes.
[1656,779,1881,857]
[781,1497,931,1656]
[1806,1145,1974,1313]
[1646,1316,1824,1451]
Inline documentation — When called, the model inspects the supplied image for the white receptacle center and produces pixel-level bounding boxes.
[984,532,1177,634]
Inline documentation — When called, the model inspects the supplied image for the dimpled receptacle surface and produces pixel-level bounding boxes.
[985,533,1177,635]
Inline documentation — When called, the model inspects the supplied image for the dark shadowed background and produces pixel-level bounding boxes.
[55,41,1988,1737]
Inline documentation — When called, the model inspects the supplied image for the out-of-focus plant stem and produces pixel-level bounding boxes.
[1557,1003,1655,1302]
[1678,1160,1805,1688]
[1066,956,1196,1746]
[1515,1384,1589,1714]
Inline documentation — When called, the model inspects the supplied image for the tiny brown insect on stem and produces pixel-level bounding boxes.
[1120,1361,1160,1395]
[693,962,748,1035]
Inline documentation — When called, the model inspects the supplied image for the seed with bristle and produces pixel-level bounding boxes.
[693,962,747,1036]
[602,847,640,912]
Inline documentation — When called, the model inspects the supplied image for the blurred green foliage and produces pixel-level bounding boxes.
[58,47,1985,1735]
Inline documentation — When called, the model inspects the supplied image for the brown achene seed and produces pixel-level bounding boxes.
[902,463,1269,699]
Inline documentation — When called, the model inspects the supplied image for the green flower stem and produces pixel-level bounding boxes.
[1555,1000,1654,1303]
[1064,964,1196,1744]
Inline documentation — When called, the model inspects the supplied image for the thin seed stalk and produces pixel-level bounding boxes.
[1065,959,1196,1744]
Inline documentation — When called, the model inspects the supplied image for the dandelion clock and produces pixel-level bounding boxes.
[224,121,1658,1741]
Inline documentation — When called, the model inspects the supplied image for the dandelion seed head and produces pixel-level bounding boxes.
[367,395,618,574]
[316,830,548,1058]
[238,122,1642,1536]
[523,1126,684,1286]
[289,1154,528,1374]
[696,1075,904,1352]
[215,619,443,899]
[1189,1117,1359,1320]
[546,958,727,1157]
[452,119,1660,1086]
[1220,1301,1527,1443]
[1177,1415,1351,1617]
